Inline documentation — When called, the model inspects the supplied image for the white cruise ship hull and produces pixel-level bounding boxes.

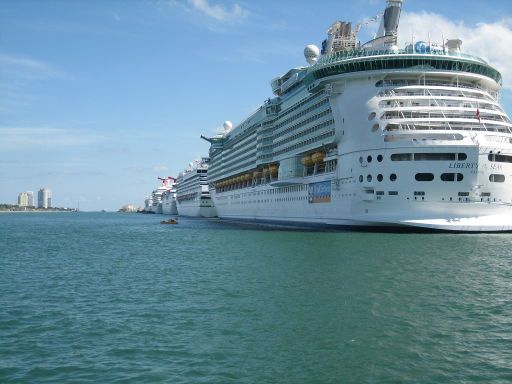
[177,198,217,218]
[214,197,512,232]
[162,199,178,215]
[212,140,512,232]
[176,157,217,218]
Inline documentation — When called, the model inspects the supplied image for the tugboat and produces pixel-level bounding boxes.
[160,218,178,225]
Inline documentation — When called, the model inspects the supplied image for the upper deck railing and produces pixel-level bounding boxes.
[310,48,502,85]
[317,48,489,66]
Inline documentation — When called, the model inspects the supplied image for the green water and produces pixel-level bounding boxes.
[1,212,511,383]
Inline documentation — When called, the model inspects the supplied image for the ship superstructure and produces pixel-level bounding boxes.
[144,176,177,214]
[176,157,216,217]
[202,0,512,231]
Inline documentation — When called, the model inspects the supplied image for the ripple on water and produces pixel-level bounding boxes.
[0,213,512,383]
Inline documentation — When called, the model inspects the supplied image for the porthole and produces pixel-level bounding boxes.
[377,154,383,162]
[368,112,376,121]
[372,124,380,132]
[367,175,372,182]
[377,174,383,182]
[359,175,363,183]
[390,173,397,182]
[441,173,463,182]
[489,174,505,182]
[359,156,363,164]
[391,153,412,161]
[415,173,435,181]
[367,155,372,163]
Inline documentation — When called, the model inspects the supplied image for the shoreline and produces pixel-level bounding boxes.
[0,210,78,213]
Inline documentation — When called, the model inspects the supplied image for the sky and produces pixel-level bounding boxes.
[1,0,511,211]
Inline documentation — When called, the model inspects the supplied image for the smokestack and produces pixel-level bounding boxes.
[383,0,403,40]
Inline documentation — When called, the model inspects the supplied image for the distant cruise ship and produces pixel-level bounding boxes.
[176,157,216,217]
[201,0,512,231]
[144,177,177,214]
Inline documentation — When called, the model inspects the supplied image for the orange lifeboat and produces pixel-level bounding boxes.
[311,151,325,164]
[269,164,279,176]
[301,155,314,166]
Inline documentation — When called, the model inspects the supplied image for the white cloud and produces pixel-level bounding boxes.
[0,127,104,149]
[187,0,249,23]
[398,12,512,88]
[0,53,67,113]
[0,53,63,80]
[152,165,169,172]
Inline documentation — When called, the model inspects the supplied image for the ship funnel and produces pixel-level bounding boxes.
[383,0,403,42]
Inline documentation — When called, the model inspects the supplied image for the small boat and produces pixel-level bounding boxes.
[160,219,178,225]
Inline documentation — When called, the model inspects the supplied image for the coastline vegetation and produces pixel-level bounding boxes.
[0,204,77,212]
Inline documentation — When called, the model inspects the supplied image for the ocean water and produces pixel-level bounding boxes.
[1,212,511,383]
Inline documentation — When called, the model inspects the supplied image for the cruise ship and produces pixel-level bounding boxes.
[144,176,177,214]
[161,177,178,215]
[176,157,216,217]
[201,0,512,232]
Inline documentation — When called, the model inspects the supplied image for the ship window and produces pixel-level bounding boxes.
[388,191,398,195]
[359,175,363,183]
[458,153,468,161]
[441,173,464,182]
[368,112,376,121]
[367,175,372,182]
[414,153,455,161]
[481,192,491,197]
[359,156,363,164]
[489,174,505,182]
[414,191,425,196]
[367,155,372,163]
[458,192,470,196]
[377,155,383,162]
[376,191,384,196]
[391,153,412,161]
[390,173,397,182]
[415,173,434,181]
[377,174,383,182]
[372,124,380,132]
[488,154,512,163]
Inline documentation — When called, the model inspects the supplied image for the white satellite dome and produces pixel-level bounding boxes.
[304,44,320,65]
[223,121,233,132]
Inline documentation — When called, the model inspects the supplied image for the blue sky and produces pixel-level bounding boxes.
[1,0,511,211]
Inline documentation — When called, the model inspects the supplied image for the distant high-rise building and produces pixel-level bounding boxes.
[38,188,52,208]
[18,192,30,207]
[27,191,34,207]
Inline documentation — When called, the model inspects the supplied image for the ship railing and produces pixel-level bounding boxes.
[318,48,488,66]
[383,122,512,133]
[381,112,508,123]
[376,80,495,96]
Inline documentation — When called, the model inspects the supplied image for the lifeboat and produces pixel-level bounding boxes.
[253,171,262,179]
[311,151,325,164]
[269,164,279,175]
[244,173,251,181]
[301,155,314,166]
[161,218,178,225]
